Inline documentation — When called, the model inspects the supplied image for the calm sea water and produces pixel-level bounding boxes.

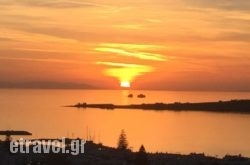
[0,89,250,157]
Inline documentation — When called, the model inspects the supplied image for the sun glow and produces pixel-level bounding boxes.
[120,81,131,88]
[96,61,154,87]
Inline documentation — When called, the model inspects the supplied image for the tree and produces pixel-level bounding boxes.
[117,129,128,150]
[135,145,149,165]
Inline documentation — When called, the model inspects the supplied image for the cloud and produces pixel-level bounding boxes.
[183,0,250,11]
[145,18,162,23]
[95,47,165,61]
[94,43,167,61]
[96,61,154,82]
[113,24,144,30]
[0,24,79,47]
[178,31,250,43]
[0,13,100,44]
[13,47,78,54]
[98,43,165,50]
[0,56,84,64]
[0,0,108,8]
[96,61,150,68]
[1,21,89,43]
[0,37,15,42]
[216,32,250,42]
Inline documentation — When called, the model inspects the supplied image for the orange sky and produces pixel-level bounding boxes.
[0,0,250,90]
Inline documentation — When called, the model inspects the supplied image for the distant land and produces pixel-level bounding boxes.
[0,81,95,89]
[1,81,250,91]
[68,100,250,113]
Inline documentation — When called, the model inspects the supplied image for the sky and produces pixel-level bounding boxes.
[0,0,250,90]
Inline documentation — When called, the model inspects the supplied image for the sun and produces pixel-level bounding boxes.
[120,81,131,88]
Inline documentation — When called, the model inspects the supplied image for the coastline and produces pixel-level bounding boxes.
[67,99,250,113]
[1,139,249,165]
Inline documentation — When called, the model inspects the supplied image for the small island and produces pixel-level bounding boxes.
[67,99,250,113]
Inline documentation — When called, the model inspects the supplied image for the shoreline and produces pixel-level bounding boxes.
[1,139,249,165]
[67,99,250,113]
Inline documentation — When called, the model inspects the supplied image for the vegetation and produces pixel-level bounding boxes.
[0,138,249,165]
[135,145,149,165]
[117,129,128,150]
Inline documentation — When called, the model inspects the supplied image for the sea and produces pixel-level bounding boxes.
[0,89,250,157]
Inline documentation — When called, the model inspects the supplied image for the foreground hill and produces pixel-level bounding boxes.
[0,139,249,165]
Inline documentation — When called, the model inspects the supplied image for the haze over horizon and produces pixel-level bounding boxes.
[0,0,250,91]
